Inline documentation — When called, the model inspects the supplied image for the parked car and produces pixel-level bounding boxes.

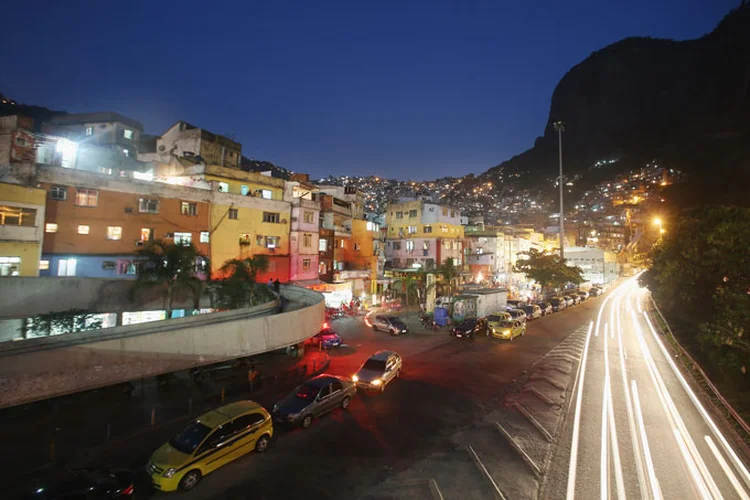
[311,326,342,348]
[490,320,526,340]
[450,317,488,339]
[589,287,602,297]
[352,350,402,392]
[487,311,513,335]
[550,297,567,312]
[148,401,273,492]
[537,301,553,316]
[371,315,408,335]
[577,291,589,301]
[570,294,581,305]
[272,374,355,429]
[507,308,528,323]
[18,468,135,499]
[521,304,542,321]
[563,295,576,307]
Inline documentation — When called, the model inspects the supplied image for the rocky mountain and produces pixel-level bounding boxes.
[481,4,750,201]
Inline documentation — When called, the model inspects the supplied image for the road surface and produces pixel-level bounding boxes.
[546,278,750,499]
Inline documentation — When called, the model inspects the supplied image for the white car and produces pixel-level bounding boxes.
[507,308,528,323]
[352,350,402,392]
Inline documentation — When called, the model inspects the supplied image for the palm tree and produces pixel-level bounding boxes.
[134,239,206,318]
[217,255,270,308]
[439,257,459,296]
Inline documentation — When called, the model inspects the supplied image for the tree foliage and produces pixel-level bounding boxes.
[514,249,584,292]
[438,258,459,295]
[133,239,206,317]
[640,207,750,363]
[216,255,270,309]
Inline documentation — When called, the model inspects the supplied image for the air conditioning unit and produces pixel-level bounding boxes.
[291,216,298,222]
[124,207,133,213]
[281,219,288,224]
[135,241,144,247]
[165,232,174,238]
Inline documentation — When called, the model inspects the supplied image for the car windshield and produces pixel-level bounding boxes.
[169,421,212,454]
[488,315,506,322]
[294,384,319,401]
[459,319,476,328]
[362,359,387,372]
[500,321,515,328]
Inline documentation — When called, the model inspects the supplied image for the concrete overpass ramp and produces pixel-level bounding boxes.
[0,285,324,409]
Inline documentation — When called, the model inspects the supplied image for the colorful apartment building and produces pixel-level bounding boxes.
[0,182,46,276]
[285,176,320,284]
[385,198,464,270]
[37,166,211,278]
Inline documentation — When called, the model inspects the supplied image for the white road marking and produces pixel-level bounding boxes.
[705,435,750,500]
[631,380,663,500]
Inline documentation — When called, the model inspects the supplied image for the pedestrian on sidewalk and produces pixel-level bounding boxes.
[273,278,281,293]
[248,364,261,393]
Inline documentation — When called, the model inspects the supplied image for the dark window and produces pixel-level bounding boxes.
[228,208,239,220]
[331,380,343,392]
[230,413,264,434]
[49,186,67,201]
[318,384,331,399]
[169,422,211,454]
[138,198,159,214]
[363,359,386,371]
[263,212,280,223]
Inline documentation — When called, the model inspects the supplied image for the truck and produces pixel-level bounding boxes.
[451,288,508,321]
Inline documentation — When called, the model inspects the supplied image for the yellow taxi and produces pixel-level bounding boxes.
[490,319,526,340]
[148,400,273,492]
[486,311,512,335]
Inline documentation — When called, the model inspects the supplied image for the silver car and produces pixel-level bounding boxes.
[352,350,402,392]
[272,374,356,429]
[507,308,528,323]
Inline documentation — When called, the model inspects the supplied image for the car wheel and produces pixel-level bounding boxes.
[255,433,270,452]
[341,396,351,409]
[301,415,313,429]
[179,470,202,491]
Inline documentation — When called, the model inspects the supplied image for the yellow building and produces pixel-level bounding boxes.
[385,199,464,270]
[209,192,292,282]
[203,165,285,201]
[0,182,46,276]
[348,219,385,294]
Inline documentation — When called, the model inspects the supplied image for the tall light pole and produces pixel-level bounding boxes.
[553,120,566,260]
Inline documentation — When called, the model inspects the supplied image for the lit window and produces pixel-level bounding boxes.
[85,126,94,136]
[302,258,311,272]
[122,148,129,157]
[261,189,273,199]
[241,185,249,196]
[75,188,98,207]
[49,186,67,200]
[408,226,417,234]
[123,129,134,140]
[140,228,153,242]
[406,241,414,253]
[138,198,159,213]
[319,239,328,252]
[173,232,192,245]
[39,260,50,271]
[0,206,38,228]
[0,256,21,276]
[303,233,312,247]
[57,258,77,276]
[180,202,197,216]
[218,182,229,193]
[107,226,122,240]
[200,231,210,243]
[354,243,361,251]
[77,225,90,235]
[424,225,432,233]
[366,221,373,231]
[228,208,238,220]
[265,236,280,248]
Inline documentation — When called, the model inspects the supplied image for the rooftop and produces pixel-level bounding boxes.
[49,111,144,131]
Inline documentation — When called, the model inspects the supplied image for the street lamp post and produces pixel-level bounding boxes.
[553,121,566,260]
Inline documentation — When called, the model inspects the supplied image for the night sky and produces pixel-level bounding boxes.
[0,1,738,180]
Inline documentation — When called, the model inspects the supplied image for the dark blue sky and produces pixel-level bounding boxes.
[0,1,738,180]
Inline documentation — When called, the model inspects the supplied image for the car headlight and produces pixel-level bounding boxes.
[372,379,382,386]
[163,468,177,478]
[352,375,359,382]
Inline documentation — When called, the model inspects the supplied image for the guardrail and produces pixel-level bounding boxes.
[647,296,750,440]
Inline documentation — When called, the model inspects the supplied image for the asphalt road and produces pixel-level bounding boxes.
[545,278,750,499]
[130,298,605,499]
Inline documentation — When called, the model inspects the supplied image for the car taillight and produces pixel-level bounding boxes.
[120,484,135,495]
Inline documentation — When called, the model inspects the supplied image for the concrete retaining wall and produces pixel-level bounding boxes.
[0,285,324,409]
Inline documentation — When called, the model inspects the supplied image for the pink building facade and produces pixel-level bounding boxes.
[288,197,320,282]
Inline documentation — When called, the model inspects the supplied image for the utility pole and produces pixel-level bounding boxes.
[553,121,566,260]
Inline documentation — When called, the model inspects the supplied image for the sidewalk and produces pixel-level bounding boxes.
[0,348,329,484]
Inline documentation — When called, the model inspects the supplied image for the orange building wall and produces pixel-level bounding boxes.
[41,184,211,257]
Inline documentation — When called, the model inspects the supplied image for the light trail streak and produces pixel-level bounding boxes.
[631,380,663,500]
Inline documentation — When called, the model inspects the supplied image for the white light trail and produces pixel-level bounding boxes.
[672,427,712,499]
[642,311,750,492]
[631,380,663,500]
[608,380,627,500]
[567,320,595,500]
[601,379,609,500]
[706,435,750,500]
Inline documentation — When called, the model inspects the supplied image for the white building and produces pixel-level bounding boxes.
[564,246,619,284]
